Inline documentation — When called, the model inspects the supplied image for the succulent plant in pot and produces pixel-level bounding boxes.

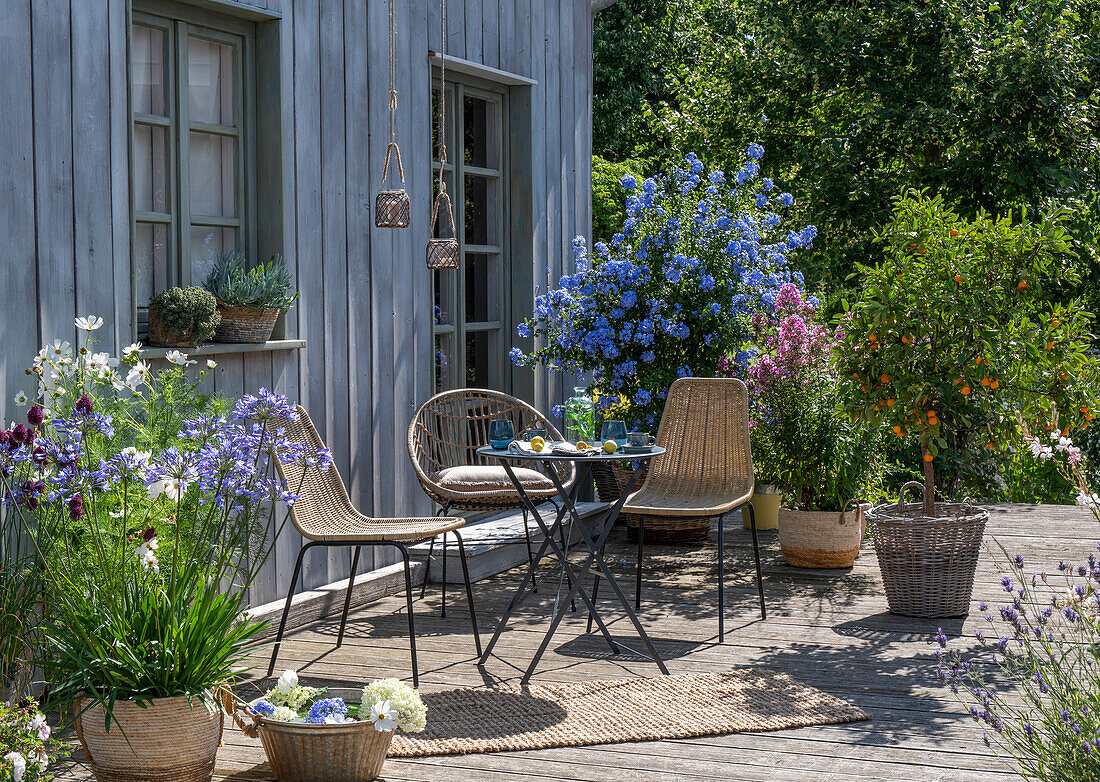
[147,286,220,347]
[203,253,298,344]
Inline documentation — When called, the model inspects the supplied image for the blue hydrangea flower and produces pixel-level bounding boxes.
[253,700,276,716]
[305,698,348,725]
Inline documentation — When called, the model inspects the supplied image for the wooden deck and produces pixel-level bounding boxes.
[59,503,1095,780]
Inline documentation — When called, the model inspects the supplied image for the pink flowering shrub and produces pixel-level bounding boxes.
[1019,407,1099,523]
[745,284,881,510]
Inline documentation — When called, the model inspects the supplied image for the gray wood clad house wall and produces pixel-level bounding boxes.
[0,0,593,606]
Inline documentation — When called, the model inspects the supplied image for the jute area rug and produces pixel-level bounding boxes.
[390,669,869,757]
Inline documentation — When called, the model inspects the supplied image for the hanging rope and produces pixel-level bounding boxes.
[376,0,409,227]
[426,0,459,268]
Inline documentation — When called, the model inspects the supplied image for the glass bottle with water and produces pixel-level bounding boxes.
[565,386,595,444]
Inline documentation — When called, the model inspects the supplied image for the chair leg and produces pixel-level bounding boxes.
[748,501,766,620]
[418,536,435,600]
[268,543,310,677]
[585,574,600,634]
[521,507,538,593]
[396,543,419,689]
[717,513,726,643]
[441,533,448,619]
[635,517,646,612]
[336,545,362,647]
[453,530,483,658]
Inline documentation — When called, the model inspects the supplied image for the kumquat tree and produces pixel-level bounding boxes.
[836,191,1099,517]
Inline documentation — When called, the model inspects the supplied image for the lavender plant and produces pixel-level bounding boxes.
[935,545,1100,780]
[512,148,816,430]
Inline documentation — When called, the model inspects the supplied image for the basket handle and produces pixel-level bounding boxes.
[217,686,261,738]
[897,481,925,513]
[428,187,457,237]
[839,498,861,525]
[381,141,406,186]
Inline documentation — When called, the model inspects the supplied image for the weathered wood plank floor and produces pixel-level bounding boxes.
[58,503,1095,780]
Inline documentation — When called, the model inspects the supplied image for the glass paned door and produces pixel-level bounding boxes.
[431,83,507,393]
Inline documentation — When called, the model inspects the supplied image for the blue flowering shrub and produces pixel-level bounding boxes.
[512,148,817,429]
[936,545,1100,780]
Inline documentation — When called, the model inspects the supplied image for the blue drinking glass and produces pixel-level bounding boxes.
[489,419,516,450]
[600,420,628,446]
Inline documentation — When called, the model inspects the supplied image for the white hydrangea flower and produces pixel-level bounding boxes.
[270,706,301,723]
[362,678,426,733]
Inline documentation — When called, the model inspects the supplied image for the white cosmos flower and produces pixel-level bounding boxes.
[120,447,153,469]
[206,359,218,369]
[164,350,196,367]
[126,361,152,390]
[276,669,299,694]
[86,351,119,379]
[74,315,104,332]
[146,476,187,502]
[48,339,72,358]
[13,391,27,406]
[136,541,159,573]
[123,342,142,358]
[4,751,26,782]
[369,700,399,732]
[27,714,50,741]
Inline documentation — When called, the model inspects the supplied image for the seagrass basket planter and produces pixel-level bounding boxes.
[213,301,280,344]
[75,696,224,782]
[592,462,644,503]
[867,482,988,618]
[777,501,871,569]
[242,695,391,782]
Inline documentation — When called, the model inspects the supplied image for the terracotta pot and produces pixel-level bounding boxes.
[777,502,870,569]
[742,487,782,530]
[76,695,224,782]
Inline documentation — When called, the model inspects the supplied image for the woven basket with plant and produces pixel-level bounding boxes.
[147,286,220,348]
[203,253,298,343]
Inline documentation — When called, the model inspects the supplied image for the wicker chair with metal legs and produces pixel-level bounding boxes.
[267,406,481,688]
[587,378,766,642]
[407,389,575,609]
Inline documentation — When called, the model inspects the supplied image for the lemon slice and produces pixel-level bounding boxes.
[575,441,589,451]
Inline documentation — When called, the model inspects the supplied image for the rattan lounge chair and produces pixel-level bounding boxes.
[267,406,480,687]
[407,389,575,601]
[589,378,766,641]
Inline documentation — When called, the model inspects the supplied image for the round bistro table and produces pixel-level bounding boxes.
[474,444,669,681]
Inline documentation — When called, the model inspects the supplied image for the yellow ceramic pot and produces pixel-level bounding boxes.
[743,487,781,530]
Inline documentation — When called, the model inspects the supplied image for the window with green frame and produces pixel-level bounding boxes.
[131,3,257,332]
[431,80,509,392]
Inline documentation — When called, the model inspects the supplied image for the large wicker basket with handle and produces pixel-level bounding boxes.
[867,482,988,618]
[778,500,870,569]
[75,695,224,782]
[239,692,392,782]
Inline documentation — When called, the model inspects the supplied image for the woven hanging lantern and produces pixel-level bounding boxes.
[375,0,410,229]
[426,0,459,269]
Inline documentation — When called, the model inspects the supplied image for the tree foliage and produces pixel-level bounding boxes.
[593,0,1100,290]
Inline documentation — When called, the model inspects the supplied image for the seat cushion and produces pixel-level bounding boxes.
[432,465,554,494]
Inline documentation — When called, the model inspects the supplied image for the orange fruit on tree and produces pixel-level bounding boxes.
[954,274,962,283]
[1060,372,1069,381]
[893,425,903,436]
[987,442,995,450]
[923,453,934,463]
[961,386,972,395]
[981,377,990,387]
[950,229,960,237]
[886,398,895,407]
[990,380,999,389]
[1087,413,1095,421]
[1018,281,1028,290]
[1048,342,1056,350]
[1082,405,1089,414]
[868,334,877,342]
[881,373,891,383]
[1052,319,1060,328]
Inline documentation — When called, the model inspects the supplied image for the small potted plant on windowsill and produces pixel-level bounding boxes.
[203,253,298,344]
[147,286,220,347]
